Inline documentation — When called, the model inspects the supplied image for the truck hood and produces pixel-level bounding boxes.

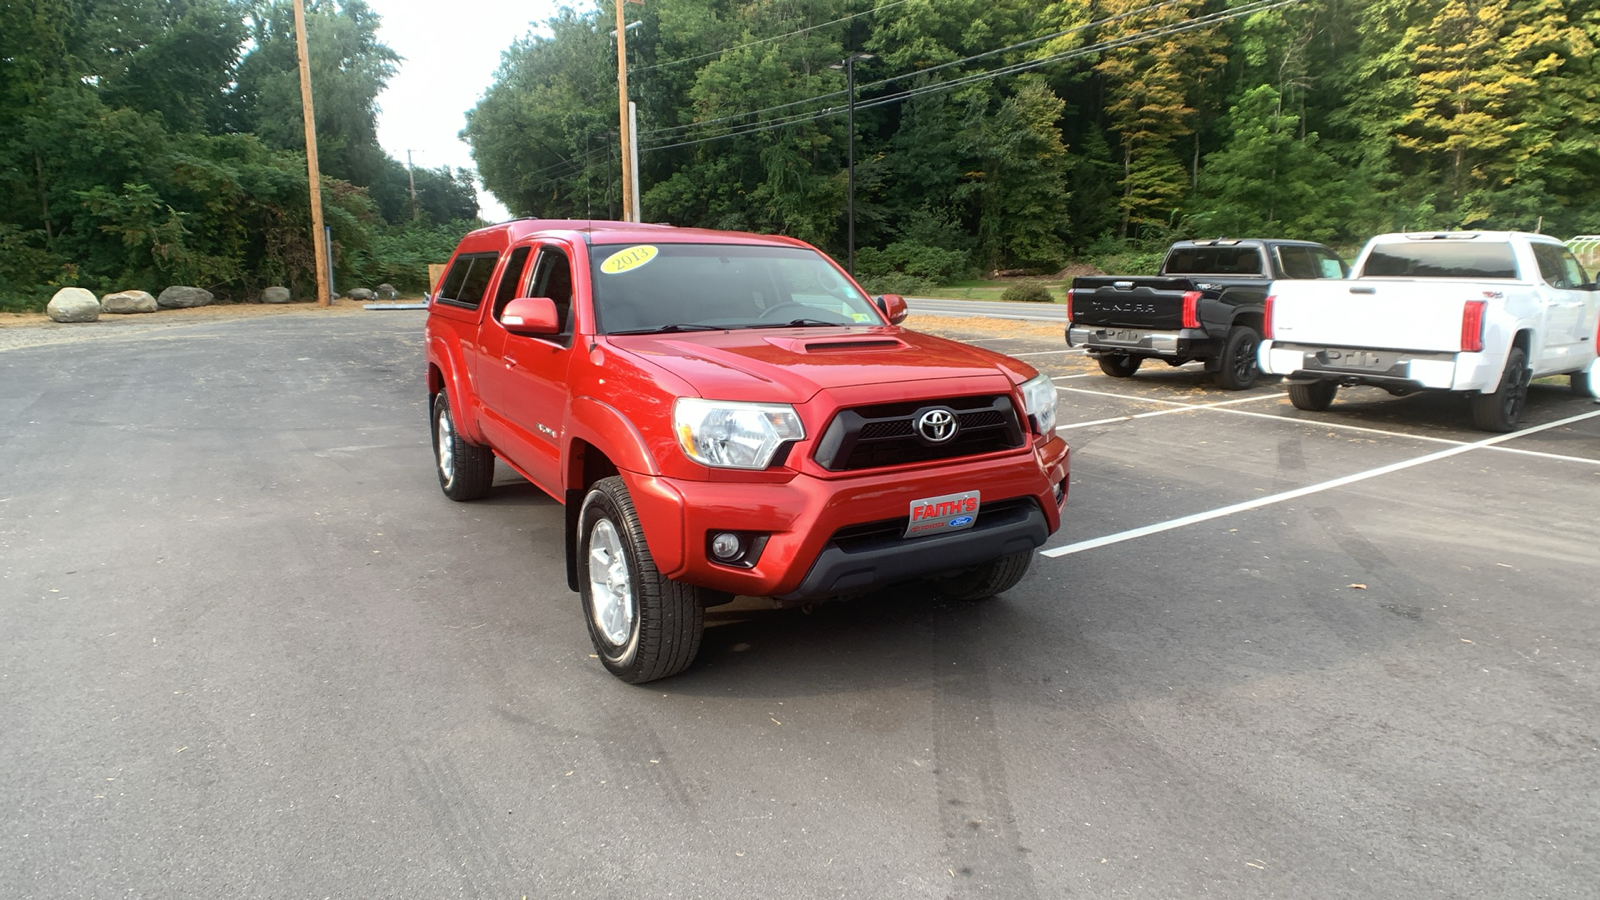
[602,326,1023,403]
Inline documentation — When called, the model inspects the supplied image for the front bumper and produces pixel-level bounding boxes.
[1259,340,1502,392]
[622,437,1070,601]
[1066,325,1208,358]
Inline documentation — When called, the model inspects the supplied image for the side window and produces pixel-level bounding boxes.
[1277,247,1318,279]
[1313,249,1348,278]
[528,246,575,339]
[1559,249,1589,287]
[491,246,534,320]
[436,252,499,309]
[1535,243,1589,289]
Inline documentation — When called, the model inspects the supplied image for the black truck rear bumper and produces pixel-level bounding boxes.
[1066,325,1215,359]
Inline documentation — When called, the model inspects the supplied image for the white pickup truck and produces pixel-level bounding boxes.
[1259,231,1600,431]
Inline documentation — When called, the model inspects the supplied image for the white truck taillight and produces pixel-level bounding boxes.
[1263,295,1275,339]
[1181,290,1201,329]
[1461,300,1487,352]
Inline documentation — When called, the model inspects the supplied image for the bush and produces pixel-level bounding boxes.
[861,272,939,296]
[856,240,974,286]
[1000,282,1054,303]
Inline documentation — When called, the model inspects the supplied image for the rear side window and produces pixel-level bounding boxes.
[435,252,500,308]
[1164,247,1265,276]
[1278,246,1347,279]
[1531,242,1589,289]
[1363,242,1518,279]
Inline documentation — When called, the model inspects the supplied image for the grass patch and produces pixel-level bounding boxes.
[913,278,1068,302]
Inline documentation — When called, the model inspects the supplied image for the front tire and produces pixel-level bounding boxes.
[1471,346,1531,432]
[1098,354,1142,378]
[1287,380,1338,411]
[930,551,1033,601]
[1214,325,1261,390]
[578,476,705,683]
[432,393,495,501]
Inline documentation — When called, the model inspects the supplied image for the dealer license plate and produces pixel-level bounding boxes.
[1100,329,1144,345]
[905,490,981,538]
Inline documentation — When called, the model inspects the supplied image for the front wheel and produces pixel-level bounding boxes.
[1471,346,1531,432]
[930,551,1033,601]
[1287,380,1338,411]
[432,393,495,501]
[1213,325,1261,390]
[1098,354,1142,378]
[578,477,706,683]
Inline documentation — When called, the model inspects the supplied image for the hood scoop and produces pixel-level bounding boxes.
[783,336,908,354]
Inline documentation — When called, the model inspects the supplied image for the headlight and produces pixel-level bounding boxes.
[673,398,805,469]
[1019,373,1058,436]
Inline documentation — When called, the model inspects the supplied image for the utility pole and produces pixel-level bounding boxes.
[832,52,874,277]
[613,0,635,223]
[293,0,331,307]
[406,149,419,222]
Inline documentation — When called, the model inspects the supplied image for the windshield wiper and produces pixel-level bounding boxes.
[607,323,724,335]
[740,318,851,329]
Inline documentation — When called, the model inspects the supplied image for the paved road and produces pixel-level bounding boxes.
[906,296,1066,322]
[3,310,1597,898]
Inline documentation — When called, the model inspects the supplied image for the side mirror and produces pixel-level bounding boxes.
[501,296,561,336]
[874,293,909,325]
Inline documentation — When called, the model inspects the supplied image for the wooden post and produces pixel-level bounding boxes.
[614,0,633,223]
[293,0,332,307]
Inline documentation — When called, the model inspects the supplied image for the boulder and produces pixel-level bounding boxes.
[100,290,158,314]
[375,283,398,300]
[47,288,100,323]
[261,286,292,304]
[347,288,376,302]
[157,285,214,309]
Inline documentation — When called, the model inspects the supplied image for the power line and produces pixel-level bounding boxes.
[627,0,916,76]
[642,0,1303,153]
[639,0,1196,142]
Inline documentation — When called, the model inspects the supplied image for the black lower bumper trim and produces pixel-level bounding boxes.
[775,500,1049,602]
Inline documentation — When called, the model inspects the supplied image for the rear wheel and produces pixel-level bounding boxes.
[1287,380,1338,411]
[930,551,1033,601]
[1471,346,1531,432]
[1572,370,1592,398]
[578,476,706,683]
[432,393,495,501]
[1097,354,1142,378]
[1214,325,1261,390]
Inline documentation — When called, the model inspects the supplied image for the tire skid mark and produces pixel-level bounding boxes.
[932,607,1039,899]
[404,749,522,895]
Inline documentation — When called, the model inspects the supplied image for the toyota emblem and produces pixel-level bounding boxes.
[915,408,958,444]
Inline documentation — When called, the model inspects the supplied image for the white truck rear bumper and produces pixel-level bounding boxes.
[1259,340,1502,392]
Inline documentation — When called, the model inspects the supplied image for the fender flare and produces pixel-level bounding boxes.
[426,334,489,445]
[566,395,663,477]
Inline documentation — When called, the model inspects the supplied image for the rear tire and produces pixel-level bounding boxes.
[1098,354,1142,378]
[931,551,1033,601]
[578,476,705,683]
[432,393,495,501]
[1287,380,1338,411]
[1471,346,1531,432]
[1572,370,1592,398]
[1213,325,1261,390]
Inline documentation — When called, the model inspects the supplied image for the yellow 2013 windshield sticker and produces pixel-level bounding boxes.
[600,245,658,275]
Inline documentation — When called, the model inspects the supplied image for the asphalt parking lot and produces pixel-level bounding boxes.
[3,308,1597,898]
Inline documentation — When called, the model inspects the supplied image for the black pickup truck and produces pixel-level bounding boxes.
[1065,239,1347,389]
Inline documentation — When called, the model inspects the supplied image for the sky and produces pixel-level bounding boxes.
[366,0,569,223]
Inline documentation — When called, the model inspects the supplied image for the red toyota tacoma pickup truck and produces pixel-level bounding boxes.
[425,220,1070,682]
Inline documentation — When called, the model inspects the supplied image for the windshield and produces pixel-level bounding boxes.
[588,242,879,334]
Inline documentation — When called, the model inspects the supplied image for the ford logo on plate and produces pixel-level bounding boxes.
[949,515,974,527]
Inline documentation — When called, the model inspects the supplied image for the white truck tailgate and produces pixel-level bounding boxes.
[1271,281,1483,352]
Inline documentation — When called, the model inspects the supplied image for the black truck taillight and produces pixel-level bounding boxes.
[1181,290,1201,329]
[1461,300,1486,352]
[1065,288,1075,323]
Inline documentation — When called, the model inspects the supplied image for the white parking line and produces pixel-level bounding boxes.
[1040,408,1600,558]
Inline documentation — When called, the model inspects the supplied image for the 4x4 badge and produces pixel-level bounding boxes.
[915,408,958,444]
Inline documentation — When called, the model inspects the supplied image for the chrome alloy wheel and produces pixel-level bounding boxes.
[435,403,455,483]
[587,518,635,646]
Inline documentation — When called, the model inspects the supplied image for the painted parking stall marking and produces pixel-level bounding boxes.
[1040,407,1600,558]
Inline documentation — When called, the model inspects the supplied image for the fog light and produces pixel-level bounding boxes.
[711,532,743,560]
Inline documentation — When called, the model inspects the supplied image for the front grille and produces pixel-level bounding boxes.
[813,394,1026,471]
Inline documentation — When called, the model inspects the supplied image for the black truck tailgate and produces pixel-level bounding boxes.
[1068,277,1198,329]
